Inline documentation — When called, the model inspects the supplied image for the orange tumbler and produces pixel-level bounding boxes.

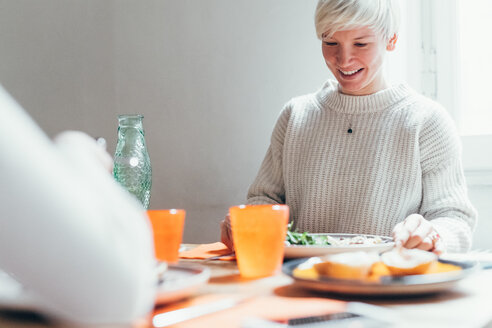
[147,209,186,263]
[229,204,289,278]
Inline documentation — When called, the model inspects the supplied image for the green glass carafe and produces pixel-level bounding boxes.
[113,114,152,209]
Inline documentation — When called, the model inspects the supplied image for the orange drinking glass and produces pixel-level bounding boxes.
[229,204,289,278]
[147,209,186,263]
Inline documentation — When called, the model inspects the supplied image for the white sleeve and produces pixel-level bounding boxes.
[0,85,156,325]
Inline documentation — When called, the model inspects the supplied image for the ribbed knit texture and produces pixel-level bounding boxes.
[247,80,477,252]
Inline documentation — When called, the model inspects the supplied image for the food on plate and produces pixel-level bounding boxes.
[381,248,438,276]
[285,222,385,246]
[286,222,327,245]
[313,251,380,279]
[293,249,459,282]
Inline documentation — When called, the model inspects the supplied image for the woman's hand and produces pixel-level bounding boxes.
[392,214,444,255]
[220,213,234,251]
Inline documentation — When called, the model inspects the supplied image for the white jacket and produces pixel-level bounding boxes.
[0,85,156,325]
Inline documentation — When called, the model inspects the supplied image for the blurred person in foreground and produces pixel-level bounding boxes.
[0,84,156,325]
[221,0,476,254]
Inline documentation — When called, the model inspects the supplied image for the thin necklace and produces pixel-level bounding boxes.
[342,113,354,134]
[343,111,376,134]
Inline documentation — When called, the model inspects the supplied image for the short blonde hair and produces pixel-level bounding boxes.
[315,0,400,40]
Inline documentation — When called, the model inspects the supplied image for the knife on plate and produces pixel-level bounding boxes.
[204,252,236,262]
[152,296,247,327]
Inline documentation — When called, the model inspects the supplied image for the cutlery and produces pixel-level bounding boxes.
[204,252,236,262]
[243,313,389,328]
[152,296,247,327]
[287,302,398,327]
[241,302,398,328]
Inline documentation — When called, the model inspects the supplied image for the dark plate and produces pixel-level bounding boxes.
[283,257,478,296]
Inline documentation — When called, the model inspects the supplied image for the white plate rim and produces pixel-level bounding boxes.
[155,263,210,305]
[0,264,211,311]
[285,233,395,258]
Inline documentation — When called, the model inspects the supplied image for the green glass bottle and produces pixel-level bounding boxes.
[113,114,152,209]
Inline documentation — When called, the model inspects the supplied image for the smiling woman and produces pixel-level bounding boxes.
[315,0,399,96]
[320,27,396,96]
[221,0,477,254]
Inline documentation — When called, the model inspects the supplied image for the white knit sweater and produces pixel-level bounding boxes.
[247,80,477,252]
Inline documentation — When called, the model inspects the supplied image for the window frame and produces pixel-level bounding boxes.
[400,0,492,185]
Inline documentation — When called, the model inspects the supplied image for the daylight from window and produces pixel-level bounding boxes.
[458,0,492,136]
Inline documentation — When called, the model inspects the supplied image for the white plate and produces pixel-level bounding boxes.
[0,264,210,311]
[155,263,210,305]
[283,258,478,296]
[285,233,395,258]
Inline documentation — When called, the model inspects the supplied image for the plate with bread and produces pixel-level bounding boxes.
[283,248,478,296]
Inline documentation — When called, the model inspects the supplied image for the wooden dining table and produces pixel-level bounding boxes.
[161,248,492,328]
[1,246,491,328]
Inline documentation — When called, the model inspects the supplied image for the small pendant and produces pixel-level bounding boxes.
[347,128,353,134]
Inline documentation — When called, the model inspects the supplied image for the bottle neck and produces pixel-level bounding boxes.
[117,114,145,138]
[118,114,144,130]
[118,125,144,136]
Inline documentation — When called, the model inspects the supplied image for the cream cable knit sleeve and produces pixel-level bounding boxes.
[418,104,475,251]
[247,80,477,252]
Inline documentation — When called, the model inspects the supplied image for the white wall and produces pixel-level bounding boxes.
[0,0,326,243]
[1,0,490,248]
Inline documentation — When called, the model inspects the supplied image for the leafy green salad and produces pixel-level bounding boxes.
[285,222,332,246]
[285,222,386,246]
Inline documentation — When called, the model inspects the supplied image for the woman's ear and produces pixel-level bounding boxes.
[386,33,398,51]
